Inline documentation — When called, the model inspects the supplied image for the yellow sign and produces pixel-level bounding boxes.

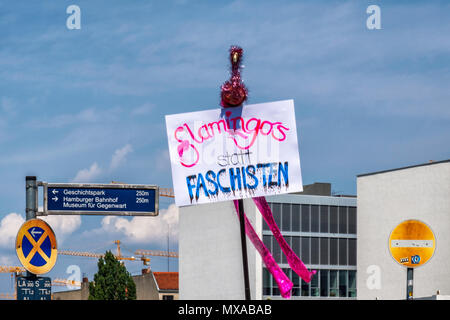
[389,219,435,268]
[16,219,58,274]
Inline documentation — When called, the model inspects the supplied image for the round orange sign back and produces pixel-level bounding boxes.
[389,219,435,268]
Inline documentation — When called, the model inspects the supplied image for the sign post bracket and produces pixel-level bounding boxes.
[25,176,37,278]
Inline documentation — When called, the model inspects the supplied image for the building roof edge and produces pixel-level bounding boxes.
[357,159,450,178]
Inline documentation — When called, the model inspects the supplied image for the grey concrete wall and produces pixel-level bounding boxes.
[357,161,450,300]
[133,273,160,300]
[179,199,262,300]
[53,282,88,300]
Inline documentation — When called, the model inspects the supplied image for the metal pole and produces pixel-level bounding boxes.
[26,176,37,221]
[238,199,251,300]
[406,267,414,300]
[167,224,170,272]
[25,176,37,278]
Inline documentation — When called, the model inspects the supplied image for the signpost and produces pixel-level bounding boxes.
[16,276,52,300]
[16,177,160,300]
[388,219,436,300]
[41,183,159,216]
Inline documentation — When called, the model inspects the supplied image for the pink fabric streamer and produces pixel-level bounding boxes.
[233,200,293,298]
[252,196,317,283]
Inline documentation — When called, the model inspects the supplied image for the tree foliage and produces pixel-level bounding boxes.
[88,250,137,300]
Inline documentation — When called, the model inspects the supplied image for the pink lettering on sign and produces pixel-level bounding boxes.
[174,111,290,167]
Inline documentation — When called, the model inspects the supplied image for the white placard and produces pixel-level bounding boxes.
[165,99,303,206]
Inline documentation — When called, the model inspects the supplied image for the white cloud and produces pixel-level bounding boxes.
[72,162,102,183]
[40,215,82,241]
[110,144,133,170]
[71,144,133,183]
[0,213,25,248]
[131,103,154,116]
[100,204,179,244]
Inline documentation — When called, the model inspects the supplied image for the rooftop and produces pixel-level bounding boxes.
[357,159,450,178]
[153,272,179,291]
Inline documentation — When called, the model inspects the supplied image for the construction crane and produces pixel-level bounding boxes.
[52,278,81,287]
[59,240,150,266]
[59,244,149,265]
[59,240,179,269]
[134,249,179,258]
[0,293,15,300]
[1,266,79,286]
[159,187,174,198]
[113,240,150,265]
[0,266,26,273]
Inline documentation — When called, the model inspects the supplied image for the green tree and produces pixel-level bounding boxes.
[88,250,137,300]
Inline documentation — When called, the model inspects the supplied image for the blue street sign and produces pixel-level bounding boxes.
[16,276,52,300]
[44,183,158,216]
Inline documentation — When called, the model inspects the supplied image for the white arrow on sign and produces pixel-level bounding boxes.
[52,196,58,202]
[30,228,42,238]
[52,189,59,195]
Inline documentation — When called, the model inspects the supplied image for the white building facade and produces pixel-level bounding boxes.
[357,160,450,300]
[179,185,357,300]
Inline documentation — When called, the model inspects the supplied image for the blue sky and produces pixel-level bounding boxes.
[0,0,449,295]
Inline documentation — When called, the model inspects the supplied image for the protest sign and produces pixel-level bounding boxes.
[165,99,303,206]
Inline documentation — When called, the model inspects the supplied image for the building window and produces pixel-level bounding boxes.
[348,239,357,266]
[339,270,347,297]
[263,235,271,253]
[311,237,319,265]
[330,270,338,297]
[338,207,347,234]
[320,269,329,297]
[292,272,300,296]
[339,238,347,266]
[330,238,338,265]
[282,203,291,231]
[348,271,356,297]
[292,204,300,232]
[263,268,271,296]
[272,203,281,231]
[282,236,291,264]
[292,236,300,259]
[320,205,329,233]
[348,207,356,234]
[272,236,281,264]
[301,279,310,296]
[320,238,329,265]
[330,206,338,233]
[311,205,319,232]
[310,271,319,296]
[301,205,310,232]
[301,237,310,265]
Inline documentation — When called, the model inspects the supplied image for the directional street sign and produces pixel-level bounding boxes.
[16,219,57,274]
[42,183,159,216]
[389,219,436,268]
[16,276,52,300]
